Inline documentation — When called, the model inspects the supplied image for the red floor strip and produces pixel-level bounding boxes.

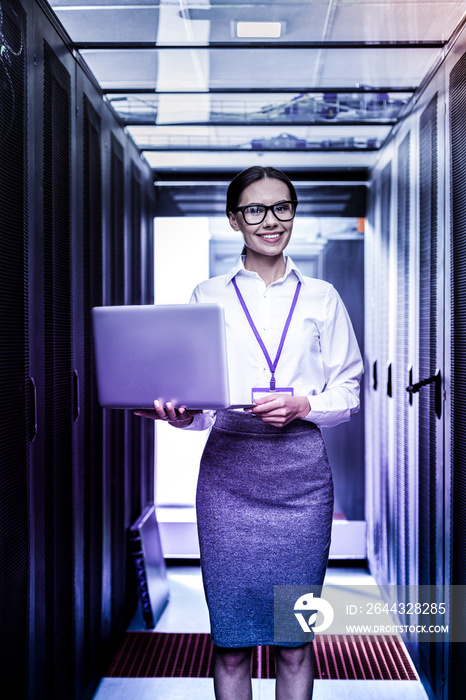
[105,632,418,680]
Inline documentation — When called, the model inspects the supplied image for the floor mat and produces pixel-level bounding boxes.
[105,632,418,680]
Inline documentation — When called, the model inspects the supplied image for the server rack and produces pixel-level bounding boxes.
[0,1,156,698]
[365,22,466,700]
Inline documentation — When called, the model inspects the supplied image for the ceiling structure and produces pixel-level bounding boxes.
[48,1,466,216]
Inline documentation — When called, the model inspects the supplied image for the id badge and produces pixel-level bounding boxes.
[251,387,294,402]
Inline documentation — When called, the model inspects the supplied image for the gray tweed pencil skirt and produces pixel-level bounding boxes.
[195,410,334,648]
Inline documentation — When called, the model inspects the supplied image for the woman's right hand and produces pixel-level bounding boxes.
[134,400,202,427]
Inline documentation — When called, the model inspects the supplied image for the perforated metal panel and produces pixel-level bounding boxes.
[379,162,392,582]
[110,135,125,307]
[395,132,411,588]
[419,93,439,587]
[131,164,142,307]
[144,188,155,307]
[82,94,104,688]
[0,2,29,695]
[42,38,75,695]
[418,90,440,698]
[129,164,144,522]
[105,632,418,681]
[141,189,155,509]
[364,183,378,572]
[449,47,466,696]
[108,134,128,628]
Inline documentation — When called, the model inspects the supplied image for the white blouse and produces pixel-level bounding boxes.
[185,255,363,431]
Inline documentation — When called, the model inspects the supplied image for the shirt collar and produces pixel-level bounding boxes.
[225,255,247,283]
[225,254,307,285]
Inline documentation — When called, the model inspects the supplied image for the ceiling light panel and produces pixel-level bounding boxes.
[236,22,282,39]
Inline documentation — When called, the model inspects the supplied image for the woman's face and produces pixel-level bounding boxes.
[228,177,294,259]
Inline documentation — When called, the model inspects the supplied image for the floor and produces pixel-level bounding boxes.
[92,563,430,700]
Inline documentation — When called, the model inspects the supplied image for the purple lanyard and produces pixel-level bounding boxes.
[232,276,302,391]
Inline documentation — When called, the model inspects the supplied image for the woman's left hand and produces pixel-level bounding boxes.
[245,394,311,427]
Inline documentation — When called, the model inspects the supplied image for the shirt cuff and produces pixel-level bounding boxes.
[302,392,359,428]
[179,411,216,431]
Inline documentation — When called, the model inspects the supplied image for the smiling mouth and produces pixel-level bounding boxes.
[258,232,282,240]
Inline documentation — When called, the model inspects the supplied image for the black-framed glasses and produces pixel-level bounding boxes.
[234,200,298,225]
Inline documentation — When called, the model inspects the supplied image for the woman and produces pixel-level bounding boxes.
[136,166,363,699]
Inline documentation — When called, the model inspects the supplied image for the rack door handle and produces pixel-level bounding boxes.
[387,362,392,397]
[406,369,442,419]
[408,365,414,406]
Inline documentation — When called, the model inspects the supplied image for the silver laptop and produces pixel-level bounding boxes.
[91,303,247,410]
